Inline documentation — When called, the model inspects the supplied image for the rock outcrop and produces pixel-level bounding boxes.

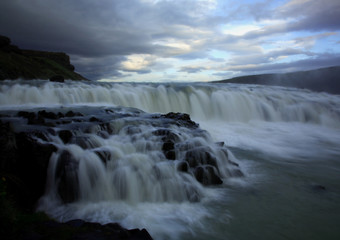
[0,35,86,80]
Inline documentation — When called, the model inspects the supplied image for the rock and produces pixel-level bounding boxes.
[194,165,223,185]
[0,35,11,48]
[10,132,57,209]
[49,75,64,82]
[94,150,112,164]
[58,130,73,144]
[177,161,189,172]
[38,110,58,119]
[65,110,83,117]
[89,116,100,122]
[162,112,198,128]
[55,150,79,203]
[162,141,175,152]
[152,129,180,142]
[162,141,176,160]
[185,147,218,168]
[165,150,176,160]
[17,218,154,240]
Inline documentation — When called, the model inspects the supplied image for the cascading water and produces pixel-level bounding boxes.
[1,80,340,127]
[1,80,340,240]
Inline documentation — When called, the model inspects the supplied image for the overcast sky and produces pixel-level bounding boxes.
[1,0,340,82]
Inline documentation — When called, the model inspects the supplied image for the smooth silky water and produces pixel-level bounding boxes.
[1,80,340,240]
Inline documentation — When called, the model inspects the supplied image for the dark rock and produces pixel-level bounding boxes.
[177,161,189,172]
[194,165,223,185]
[165,150,176,160]
[18,111,36,121]
[185,147,217,168]
[38,110,58,119]
[57,112,65,118]
[162,141,175,152]
[12,132,57,209]
[49,75,65,82]
[55,150,79,203]
[94,150,111,164]
[65,111,83,117]
[89,116,100,122]
[0,35,11,48]
[100,123,115,135]
[72,136,100,149]
[153,129,180,142]
[162,141,176,160]
[163,112,198,128]
[58,130,73,144]
[18,218,154,240]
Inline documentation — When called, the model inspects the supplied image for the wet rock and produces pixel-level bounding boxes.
[38,110,58,119]
[89,116,100,122]
[162,112,199,128]
[18,218,154,240]
[94,150,112,164]
[177,161,189,172]
[72,136,100,149]
[58,130,73,144]
[194,165,223,185]
[185,147,218,168]
[55,150,79,203]
[65,110,83,118]
[162,141,175,152]
[162,140,176,160]
[153,128,178,138]
[12,132,57,209]
[165,150,176,160]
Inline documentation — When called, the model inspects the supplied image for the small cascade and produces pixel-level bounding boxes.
[0,106,242,209]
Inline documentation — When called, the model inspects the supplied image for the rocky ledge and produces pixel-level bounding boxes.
[0,35,86,81]
[0,107,243,239]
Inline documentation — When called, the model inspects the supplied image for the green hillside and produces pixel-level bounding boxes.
[0,35,86,80]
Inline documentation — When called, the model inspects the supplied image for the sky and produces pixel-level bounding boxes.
[1,0,340,82]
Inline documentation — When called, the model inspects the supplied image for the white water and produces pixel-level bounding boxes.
[1,80,340,127]
[1,80,340,240]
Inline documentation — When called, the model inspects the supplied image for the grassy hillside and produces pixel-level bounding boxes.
[216,66,340,94]
[0,35,86,80]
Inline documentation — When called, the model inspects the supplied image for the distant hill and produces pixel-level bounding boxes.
[0,35,86,80]
[216,66,340,94]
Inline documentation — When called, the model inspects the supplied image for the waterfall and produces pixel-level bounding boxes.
[1,80,340,127]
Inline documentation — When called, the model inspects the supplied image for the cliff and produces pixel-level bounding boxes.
[216,66,340,94]
[0,35,86,80]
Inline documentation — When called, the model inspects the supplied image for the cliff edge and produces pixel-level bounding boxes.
[0,35,86,80]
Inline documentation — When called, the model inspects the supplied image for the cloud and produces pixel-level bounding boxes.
[179,66,208,73]
[223,53,340,74]
[0,0,339,81]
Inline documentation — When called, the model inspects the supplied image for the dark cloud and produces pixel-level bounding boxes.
[0,0,339,81]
